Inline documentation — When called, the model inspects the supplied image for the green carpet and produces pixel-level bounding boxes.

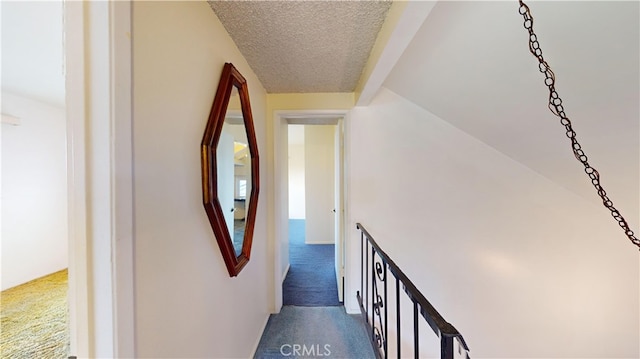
[1,269,69,358]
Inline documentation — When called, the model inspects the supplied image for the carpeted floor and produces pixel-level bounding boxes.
[1,269,69,359]
[255,221,374,358]
[253,306,375,359]
[234,219,246,257]
[283,219,340,306]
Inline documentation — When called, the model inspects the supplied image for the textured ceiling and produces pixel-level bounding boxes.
[208,0,392,93]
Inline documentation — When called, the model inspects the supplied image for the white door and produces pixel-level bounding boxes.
[217,130,235,236]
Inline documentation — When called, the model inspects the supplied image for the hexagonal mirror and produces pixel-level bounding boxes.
[201,63,259,277]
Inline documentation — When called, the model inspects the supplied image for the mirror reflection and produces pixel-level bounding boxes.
[216,86,252,257]
[202,62,259,277]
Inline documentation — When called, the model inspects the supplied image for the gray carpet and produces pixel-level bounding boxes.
[254,306,375,359]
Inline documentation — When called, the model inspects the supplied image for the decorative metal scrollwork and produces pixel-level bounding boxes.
[373,326,383,348]
[371,252,387,356]
[357,223,471,359]
[375,261,386,281]
[373,295,384,315]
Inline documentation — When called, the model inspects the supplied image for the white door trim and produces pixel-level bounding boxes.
[110,2,136,356]
[65,2,89,355]
[65,1,135,357]
[334,120,346,302]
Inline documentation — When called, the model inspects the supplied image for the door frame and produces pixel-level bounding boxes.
[65,1,135,357]
[273,110,349,311]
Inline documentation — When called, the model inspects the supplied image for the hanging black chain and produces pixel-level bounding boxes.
[518,0,640,250]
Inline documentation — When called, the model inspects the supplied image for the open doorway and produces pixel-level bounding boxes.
[274,111,347,310]
[283,124,340,306]
[1,1,69,357]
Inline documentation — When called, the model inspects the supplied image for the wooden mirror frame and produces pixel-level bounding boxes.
[201,63,260,277]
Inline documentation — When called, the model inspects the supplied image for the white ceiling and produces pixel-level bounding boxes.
[384,1,639,216]
[208,0,392,93]
[1,0,65,108]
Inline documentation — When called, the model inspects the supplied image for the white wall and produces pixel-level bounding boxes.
[132,2,270,357]
[304,125,335,244]
[1,92,68,290]
[288,126,305,219]
[346,87,639,358]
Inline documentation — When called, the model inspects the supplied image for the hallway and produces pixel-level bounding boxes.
[253,220,373,358]
[57,1,640,357]
[282,220,340,306]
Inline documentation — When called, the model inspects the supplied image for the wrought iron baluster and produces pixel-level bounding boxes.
[365,238,369,324]
[360,230,364,304]
[371,256,387,356]
[371,246,376,348]
[441,335,454,359]
[396,276,401,359]
[414,301,419,359]
[383,262,388,358]
[355,224,470,359]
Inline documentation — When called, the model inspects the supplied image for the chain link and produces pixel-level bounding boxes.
[518,0,640,249]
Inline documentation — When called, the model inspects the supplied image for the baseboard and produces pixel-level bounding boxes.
[281,264,290,283]
[304,241,334,245]
[345,304,361,315]
[249,314,271,359]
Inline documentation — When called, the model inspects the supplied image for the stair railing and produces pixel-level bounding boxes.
[356,223,471,359]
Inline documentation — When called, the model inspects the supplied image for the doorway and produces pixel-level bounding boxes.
[284,124,340,306]
[1,1,69,357]
[274,111,347,311]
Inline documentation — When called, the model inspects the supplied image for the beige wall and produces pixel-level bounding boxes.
[267,93,354,112]
[304,125,336,244]
[132,2,269,357]
[288,142,305,219]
